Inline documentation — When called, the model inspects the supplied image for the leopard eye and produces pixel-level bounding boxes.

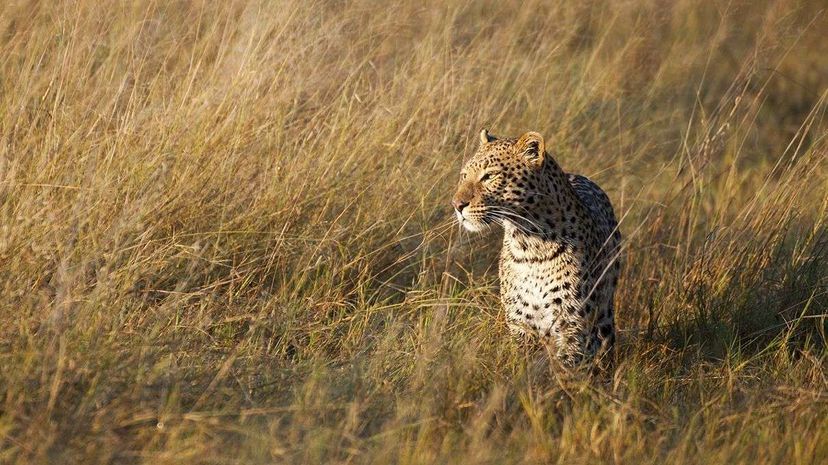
[480,171,499,183]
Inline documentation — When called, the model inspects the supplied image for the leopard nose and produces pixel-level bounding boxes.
[452,199,469,213]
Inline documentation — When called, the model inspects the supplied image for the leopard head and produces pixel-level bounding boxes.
[452,129,547,232]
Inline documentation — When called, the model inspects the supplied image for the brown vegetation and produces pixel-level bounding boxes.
[0,0,826,463]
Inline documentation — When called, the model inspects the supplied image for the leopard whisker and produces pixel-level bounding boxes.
[487,207,545,234]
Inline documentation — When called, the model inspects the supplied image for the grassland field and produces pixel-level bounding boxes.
[0,0,827,464]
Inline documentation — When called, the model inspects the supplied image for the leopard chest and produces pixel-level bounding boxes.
[499,244,584,336]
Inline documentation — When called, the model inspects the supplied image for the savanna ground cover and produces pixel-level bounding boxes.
[0,0,827,463]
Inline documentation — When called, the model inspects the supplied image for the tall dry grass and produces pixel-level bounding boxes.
[0,0,826,463]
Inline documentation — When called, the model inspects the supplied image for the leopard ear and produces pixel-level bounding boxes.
[516,131,545,166]
[479,128,496,144]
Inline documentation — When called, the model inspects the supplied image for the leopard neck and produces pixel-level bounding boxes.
[502,156,590,254]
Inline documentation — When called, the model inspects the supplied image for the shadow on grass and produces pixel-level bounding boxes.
[660,228,828,362]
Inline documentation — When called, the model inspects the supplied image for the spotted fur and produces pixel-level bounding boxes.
[452,129,622,366]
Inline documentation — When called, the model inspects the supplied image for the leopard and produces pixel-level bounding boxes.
[452,129,622,367]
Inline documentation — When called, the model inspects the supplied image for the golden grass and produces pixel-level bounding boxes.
[1,0,827,463]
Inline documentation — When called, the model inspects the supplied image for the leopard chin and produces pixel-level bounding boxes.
[460,218,485,232]
[455,211,483,232]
